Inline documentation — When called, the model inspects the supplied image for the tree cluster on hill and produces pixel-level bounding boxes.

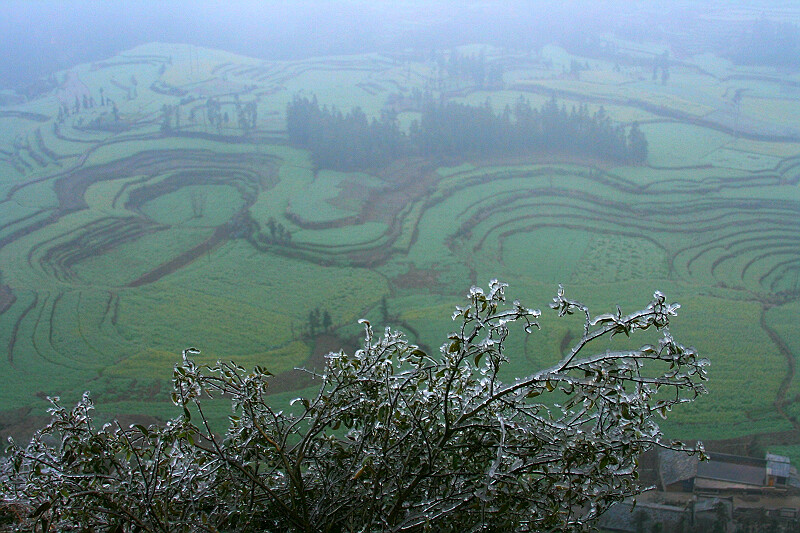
[287,95,648,171]
[160,104,181,132]
[234,95,258,132]
[0,281,707,532]
[432,49,504,90]
[227,213,292,247]
[206,98,224,128]
[726,19,800,67]
[306,307,332,336]
[652,51,670,85]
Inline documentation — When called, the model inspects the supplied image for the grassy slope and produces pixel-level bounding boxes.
[0,40,799,453]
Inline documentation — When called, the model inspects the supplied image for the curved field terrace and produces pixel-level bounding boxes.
[0,42,799,458]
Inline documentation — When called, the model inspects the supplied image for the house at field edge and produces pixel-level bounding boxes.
[599,450,800,532]
[659,449,797,494]
[767,453,793,488]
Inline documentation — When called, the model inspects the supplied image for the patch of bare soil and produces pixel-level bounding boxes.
[327,178,375,212]
[393,263,442,290]
[0,406,165,446]
[0,407,43,445]
[705,429,800,457]
[365,158,440,224]
[266,333,358,395]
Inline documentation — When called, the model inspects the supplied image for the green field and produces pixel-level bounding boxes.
[1,40,800,456]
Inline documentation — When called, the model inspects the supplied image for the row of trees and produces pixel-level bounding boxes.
[160,104,181,132]
[180,97,257,132]
[306,307,333,336]
[227,213,292,247]
[287,95,648,171]
[56,86,120,123]
[432,49,504,90]
[235,98,258,131]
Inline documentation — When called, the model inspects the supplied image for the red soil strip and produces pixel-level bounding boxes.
[760,305,800,433]
[111,295,120,326]
[101,291,115,326]
[393,263,442,290]
[0,148,276,287]
[0,284,16,316]
[127,224,230,288]
[7,295,38,365]
[0,111,49,122]
[48,293,63,349]
[284,211,360,230]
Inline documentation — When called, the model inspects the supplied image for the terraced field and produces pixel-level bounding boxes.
[1,41,800,458]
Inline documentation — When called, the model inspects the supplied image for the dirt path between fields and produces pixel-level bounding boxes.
[265,333,359,395]
[0,284,16,315]
[760,304,800,433]
[126,225,230,287]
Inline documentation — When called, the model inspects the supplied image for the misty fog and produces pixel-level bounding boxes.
[2,1,800,530]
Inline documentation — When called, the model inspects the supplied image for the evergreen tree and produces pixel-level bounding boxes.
[286,94,648,171]
[308,308,320,336]
[628,122,649,164]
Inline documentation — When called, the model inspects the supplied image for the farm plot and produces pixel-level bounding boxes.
[286,170,383,225]
[374,158,800,436]
[1,41,800,450]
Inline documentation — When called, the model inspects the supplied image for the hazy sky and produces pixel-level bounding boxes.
[1,1,791,91]
[0,1,628,90]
